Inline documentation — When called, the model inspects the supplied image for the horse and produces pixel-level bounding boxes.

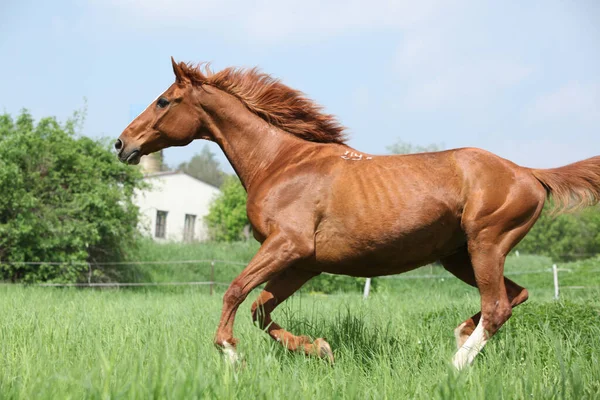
[116,58,600,369]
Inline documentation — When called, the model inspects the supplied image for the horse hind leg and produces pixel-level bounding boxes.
[441,248,529,350]
[440,248,480,348]
[450,241,513,369]
[250,268,334,363]
[454,278,528,350]
[444,182,543,370]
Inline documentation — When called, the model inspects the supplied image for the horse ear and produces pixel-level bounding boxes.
[171,57,189,85]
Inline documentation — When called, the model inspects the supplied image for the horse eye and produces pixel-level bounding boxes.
[157,97,170,109]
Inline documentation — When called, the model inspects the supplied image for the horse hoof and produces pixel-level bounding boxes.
[452,351,470,371]
[221,341,241,366]
[314,338,334,365]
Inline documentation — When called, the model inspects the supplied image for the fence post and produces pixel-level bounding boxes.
[552,264,559,300]
[210,261,215,296]
[363,278,371,299]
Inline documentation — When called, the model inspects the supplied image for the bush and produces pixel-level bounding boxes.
[304,274,373,294]
[0,110,145,283]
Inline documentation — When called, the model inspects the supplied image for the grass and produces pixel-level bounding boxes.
[0,253,599,399]
[120,240,259,284]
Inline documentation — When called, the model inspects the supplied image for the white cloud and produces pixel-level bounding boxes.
[93,0,451,42]
[528,82,600,123]
[394,34,444,72]
[400,59,532,111]
[392,6,533,112]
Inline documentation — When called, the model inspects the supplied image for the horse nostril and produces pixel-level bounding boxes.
[114,139,123,151]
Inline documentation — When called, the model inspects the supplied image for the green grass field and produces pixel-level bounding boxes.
[1,253,599,399]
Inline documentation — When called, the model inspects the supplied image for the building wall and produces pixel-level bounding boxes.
[134,173,220,242]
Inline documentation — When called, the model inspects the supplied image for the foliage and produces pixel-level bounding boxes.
[516,203,600,261]
[386,139,444,154]
[0,110,145,283]
[204,176,249,241]
[177,144,225,187]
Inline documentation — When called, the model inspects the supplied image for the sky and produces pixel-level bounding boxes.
[1,0,599,172]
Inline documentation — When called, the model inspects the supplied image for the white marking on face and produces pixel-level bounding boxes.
[452,318,488,370]
[341,151,372,161]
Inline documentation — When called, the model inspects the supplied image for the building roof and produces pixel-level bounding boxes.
[143,170,221,190]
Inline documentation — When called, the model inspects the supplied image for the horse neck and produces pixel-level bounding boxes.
[197,86,305,191]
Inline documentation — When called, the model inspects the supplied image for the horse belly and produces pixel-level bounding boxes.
[313,206,465,277]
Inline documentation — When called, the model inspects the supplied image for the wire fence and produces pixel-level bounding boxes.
[1,256,599,300]
[363,263,600,299]
[0,259,242,295]
[1,260,248,267]
[36,281,231,288]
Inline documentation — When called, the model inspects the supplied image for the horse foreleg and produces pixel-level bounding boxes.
[251,268,334,363]
[214,231,312,364]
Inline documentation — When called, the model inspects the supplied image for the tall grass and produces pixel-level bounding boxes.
[120,239,259,284]
[121,239,367,293]
[0,259,598,399]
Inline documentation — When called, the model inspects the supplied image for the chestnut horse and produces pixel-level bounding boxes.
[116,58,600,369]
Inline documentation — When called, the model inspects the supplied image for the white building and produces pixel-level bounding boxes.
[134,156,220,242]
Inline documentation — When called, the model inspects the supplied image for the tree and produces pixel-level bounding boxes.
[204,176,249,241]
[177,145,225,187]
[516,203,600,261]
[387,139,444,155]
[0,110,145,283]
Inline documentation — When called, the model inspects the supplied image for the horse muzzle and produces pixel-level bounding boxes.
[114,139,142,165]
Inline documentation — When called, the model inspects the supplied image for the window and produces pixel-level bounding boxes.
[184,214,196,242]
[155,210,167,239]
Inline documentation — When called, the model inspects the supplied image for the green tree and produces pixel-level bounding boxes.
[177,145,225,187]
[205,176,249,241]
[0,110,145,283]
[387,139,444,155]
[517,203,600,261]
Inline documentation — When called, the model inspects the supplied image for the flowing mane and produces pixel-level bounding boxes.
[177,62,347,144]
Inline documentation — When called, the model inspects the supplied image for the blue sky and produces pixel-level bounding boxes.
[1,0,598,172]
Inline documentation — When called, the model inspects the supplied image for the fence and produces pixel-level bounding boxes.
[0,259,244,295]
[1,257,599,299]
[363,262,600,300]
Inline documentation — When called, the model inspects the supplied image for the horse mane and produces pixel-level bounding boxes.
[177,62,347,144]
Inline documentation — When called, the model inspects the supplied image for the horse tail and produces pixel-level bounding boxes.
[530,156,600,213]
